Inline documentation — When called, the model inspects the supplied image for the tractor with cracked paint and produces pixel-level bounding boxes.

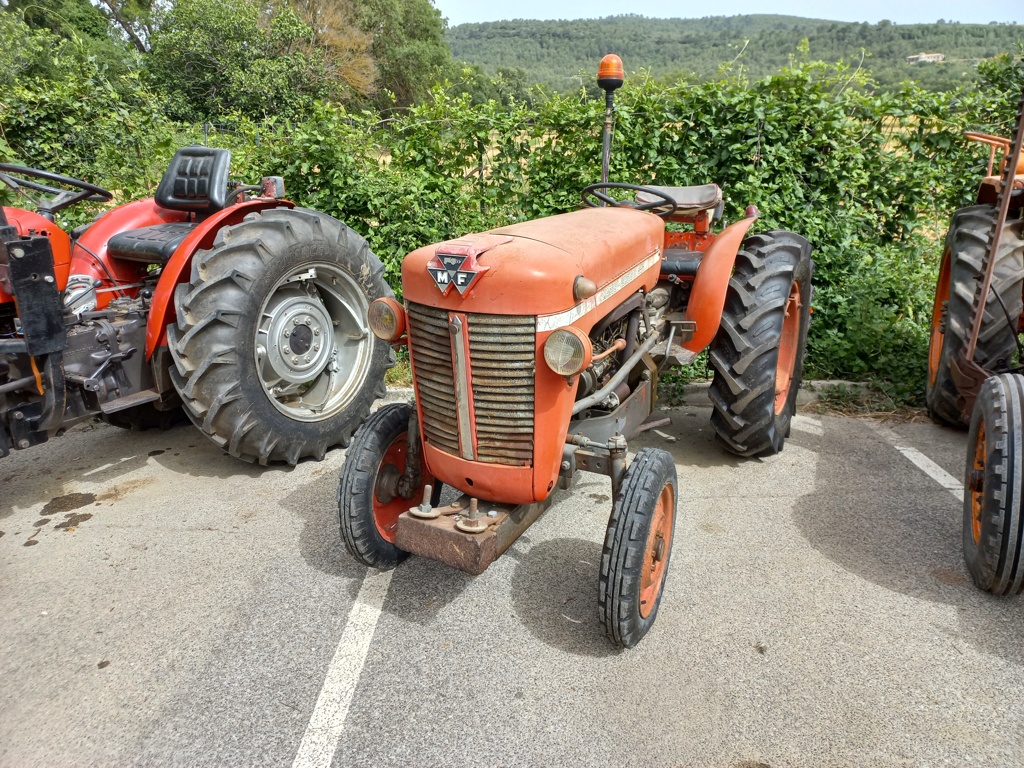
[338,55,814,648]
[925,88,1024,595]
[0,147,392,464]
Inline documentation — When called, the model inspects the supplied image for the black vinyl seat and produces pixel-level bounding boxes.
[107,147,232,264]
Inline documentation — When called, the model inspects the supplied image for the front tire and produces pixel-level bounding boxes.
[708,230,813,457]
[599,448,678,649]
[964,373,1024,595]
[167,208,393,465]
[926,205,1024,428]
[338,403,433,570]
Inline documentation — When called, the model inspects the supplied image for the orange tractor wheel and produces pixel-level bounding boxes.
[926,205,1024,427]
[338,402,435,569]
[964,373,1024,594]
[708,230,813,457]
[599,447,678,649]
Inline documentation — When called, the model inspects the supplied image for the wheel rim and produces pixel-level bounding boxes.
[774,281,802,415]
[928,247,952,388]
[970,418,986,545]
[255,263,373,422]
[373,433,433,544]
[639,483,675,619]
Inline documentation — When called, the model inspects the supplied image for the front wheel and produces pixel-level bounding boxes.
[708,230,813,457]
[599,447,678,649]
[963,373,1024,595]
[167,208,393,465]
[338,402,433,570]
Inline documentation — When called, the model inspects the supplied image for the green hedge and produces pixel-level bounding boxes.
[2,45,1022,403]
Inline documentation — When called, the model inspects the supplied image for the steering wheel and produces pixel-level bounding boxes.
[0,163,113,220]
[582,182,678,218]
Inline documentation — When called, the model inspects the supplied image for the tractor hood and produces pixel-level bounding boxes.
[401,207,664,315]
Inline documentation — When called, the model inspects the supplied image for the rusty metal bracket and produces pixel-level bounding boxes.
[396,494,554,575]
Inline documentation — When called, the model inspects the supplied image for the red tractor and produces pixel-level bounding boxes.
[337,56,813,648]
[0,147,392,464]
[926,88,1024,595]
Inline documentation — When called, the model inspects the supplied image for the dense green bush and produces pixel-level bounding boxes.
[1,35,1022,403]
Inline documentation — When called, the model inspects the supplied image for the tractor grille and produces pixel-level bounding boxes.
[407,303,535,466]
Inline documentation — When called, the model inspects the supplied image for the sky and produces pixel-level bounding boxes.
[433,0,1023,27]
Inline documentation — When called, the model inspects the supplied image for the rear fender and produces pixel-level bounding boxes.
[145,199,295,358]
[682,210,759,353]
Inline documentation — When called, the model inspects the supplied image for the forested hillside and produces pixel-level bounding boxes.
[447,14,1023,92]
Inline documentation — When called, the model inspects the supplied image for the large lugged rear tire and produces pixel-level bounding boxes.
[926,205,1024,428]
[964,373,1024,595]
[599,447,678,649]
[167,208,393,465]
[708,230,813,457]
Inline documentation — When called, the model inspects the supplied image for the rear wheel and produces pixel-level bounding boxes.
[926,205,1024,427]
[338,402,433,570]
[708,230,813,457]
[599,447,678,649]
[167,208,393,465]
[963,373,1024,595]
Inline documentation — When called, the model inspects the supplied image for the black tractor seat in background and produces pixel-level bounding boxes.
[105,221,198,264]
[106,146,232,264]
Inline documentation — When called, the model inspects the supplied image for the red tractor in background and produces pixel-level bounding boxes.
[337,55,814,648]
[926,88,1024,596]
[0,147,393,464]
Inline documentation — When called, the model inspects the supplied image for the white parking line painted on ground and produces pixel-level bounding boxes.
[292,569,393,768]
[894,445,963,499]
[866,421,963,499]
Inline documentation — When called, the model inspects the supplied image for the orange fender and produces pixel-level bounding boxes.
[146,199,294,358]
[682,209,759,353]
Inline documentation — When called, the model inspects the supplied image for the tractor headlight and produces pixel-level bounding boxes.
[543,327,593,376]
[368,298,406,342]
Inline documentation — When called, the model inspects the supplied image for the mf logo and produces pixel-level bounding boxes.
[427,252,490,296]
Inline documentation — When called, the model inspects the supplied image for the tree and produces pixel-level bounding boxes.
[354,0,451,107]
[286,0,377,97]
[146,0,332,121]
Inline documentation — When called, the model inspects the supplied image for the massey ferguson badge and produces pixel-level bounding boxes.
[426,252,487,295]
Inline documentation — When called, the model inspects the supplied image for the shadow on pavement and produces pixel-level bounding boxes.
[791,416,1024,667]
[508,537,617,658]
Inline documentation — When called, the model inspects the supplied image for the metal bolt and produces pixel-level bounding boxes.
[284,330,291,338]
[468,498,479,520]
[13,411,24,421]
[419,485,433,515]
[18,439,30,449]
[44,275,54,283]
[283,347,291,355]
[314,345,320,352]
[293,318,300,325]
[313,329,320,337]
[305,318,312,326]
[292,357,300,364]
[305,356,311,363]
[561,461,571,471]
[487,510,498,518]
[11,248,24,259]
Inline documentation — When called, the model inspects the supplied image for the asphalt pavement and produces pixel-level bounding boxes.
[1,394,1022,767]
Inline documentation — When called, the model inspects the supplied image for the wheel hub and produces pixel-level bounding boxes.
[259,288,334,384]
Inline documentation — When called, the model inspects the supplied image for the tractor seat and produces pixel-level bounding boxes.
[637,184,722,218]
[107,146,232,264]
[106,222,197,264]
